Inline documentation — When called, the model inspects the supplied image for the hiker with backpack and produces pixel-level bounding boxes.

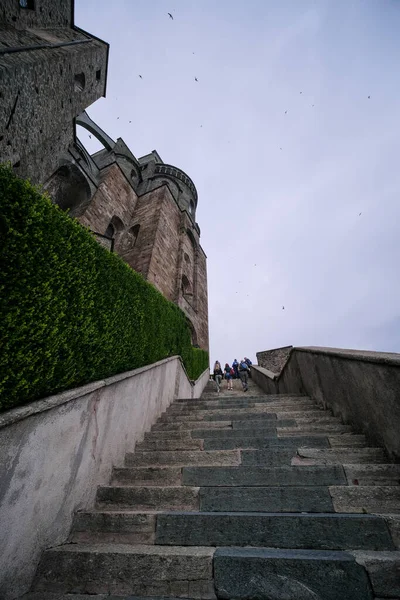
[239,359,249,392]
[244,356,252,378]
[224,363,233,390]
[232,359,239,379]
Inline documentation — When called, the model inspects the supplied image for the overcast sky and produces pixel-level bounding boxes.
[76,0,400,365]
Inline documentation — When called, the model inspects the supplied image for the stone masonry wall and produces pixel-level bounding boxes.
[1,22,108,184]
[256,346,293,374]
[79,163,139,251]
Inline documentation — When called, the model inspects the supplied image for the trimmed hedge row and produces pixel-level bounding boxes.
[0,165,208,412]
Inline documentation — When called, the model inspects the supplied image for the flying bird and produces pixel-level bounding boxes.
[89,135,92,139]
[139,75,143,79]
[368,95,371,99]
[285,110,287,114]
[168,12,173,19]
[129,120,131,123]
[280,147,282,150]
[282,306,285,310]
[300,91,302,94]
[195,77,198,82]
[312,104,314,107]
[359,212,362,216]
[117,117,119,120]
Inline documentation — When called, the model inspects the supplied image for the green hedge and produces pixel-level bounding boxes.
[0,165,208,412]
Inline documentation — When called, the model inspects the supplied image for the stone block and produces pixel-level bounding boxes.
[136,439,203,451]
[232,419,296,429]
[329,486,400,514]
[296,447,387,465]
[214,547,373,600]
[32,544,215,595]
[206,436,329,452]
[328,434,368,447]
[199,486,334,512]
[126,450,241,467]
[344,464,400,486]
[96,485,200,510]
[192,427,278,439]
[155,511,394,550]
[111,467,182,486]
[151,421,231,431]
[353,550,400,597]
[182,465,346,487]
[240,448,298,467]
[70,511,156,544]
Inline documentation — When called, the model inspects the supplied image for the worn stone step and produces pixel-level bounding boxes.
[181,465,346,487]
[145,431,196,441]
[191,424,294,439]
[96,486,200,510]
[231,414,326,429]
[278,424,353,434]
[155,511,394,551]
[199,486,334,512]
[353,550,400,598]
[328,434,368,447]
[173,394,308,404]
[168,399,313,412]
[112,467,182,486]
[32,544,215,597]
[213,547,373,600]
[238,447,297,466]
[343,464,400,486]
[203,436,332,451]
[126,449,241,467]
[293,447,387,465]
[151,421,232,431]
[136,439,203,451]
[71,511,156,544]
[162,406,318,422]
[329,486,400,513]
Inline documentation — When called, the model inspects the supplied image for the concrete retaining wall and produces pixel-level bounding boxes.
[0,356,208,600]
[253,346,400,462]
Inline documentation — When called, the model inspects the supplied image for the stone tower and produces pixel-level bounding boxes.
[50,111,209,351]
[0,0,109,184]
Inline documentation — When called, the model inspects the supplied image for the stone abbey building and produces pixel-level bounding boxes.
[1,0,209,351]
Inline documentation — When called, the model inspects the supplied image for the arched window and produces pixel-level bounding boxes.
[104,215,124,239]
[189,200,195,215]
[105,222,115,239]
[74,73,86,92]
[181,274,192,296]
[130,224,140,247]
[184,252,191,265]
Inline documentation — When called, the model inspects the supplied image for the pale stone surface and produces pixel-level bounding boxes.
[126,450,241,467]
[330,486,400,513]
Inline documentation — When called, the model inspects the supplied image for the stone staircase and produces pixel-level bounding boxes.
[23,379,400,600]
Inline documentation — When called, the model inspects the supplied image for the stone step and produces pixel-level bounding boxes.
[71,511,157,544]
[126,449,241,467]
[96,486,200,511]
[231,417,339,430]
[328,434,368,447]
[203,436,331,451]
[32,544,215,598]
[136,439,203,451]
[329,486,400,513]
[343,464,400,486]
[278,424,353,434]
[162,406,319,421]
[293,447,388,465]
[199,486,334,512]
[181,465,346,487]
[213,547,373,600]
[151,421,232,431]
[24,596,200,600]
[190,426,288,439]
[239,447,298,467]
[353,550,400,598]
[173,394,309,403]
[168,399,315,412]
[145,431,196,441]
[155,511,395,551]
[112,467,182,486]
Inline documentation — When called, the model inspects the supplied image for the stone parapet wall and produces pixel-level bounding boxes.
[256,346,293,374]
[0,357,208,600]
[253,346,400,461]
